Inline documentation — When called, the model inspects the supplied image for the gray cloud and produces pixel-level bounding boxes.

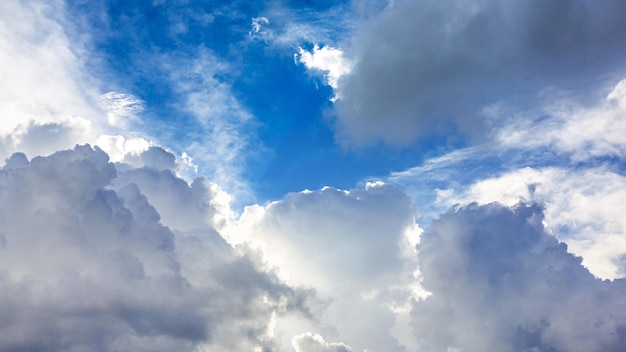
[334,0,626,146]
[413,202,626,352]
[0,145,309,351]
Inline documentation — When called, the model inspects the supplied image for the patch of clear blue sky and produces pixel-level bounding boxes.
[66,0,467,202]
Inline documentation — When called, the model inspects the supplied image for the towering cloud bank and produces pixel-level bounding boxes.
[2,146,626,351]
[233,183,422,351]
[0,145,308,351]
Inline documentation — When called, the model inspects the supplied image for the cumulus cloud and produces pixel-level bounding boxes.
[0,145,308,351]
[232,183,422,351]
[413,202,626,352]
[331,0,626,146]
[292,332,352,352]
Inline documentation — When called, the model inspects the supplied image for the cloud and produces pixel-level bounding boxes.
[250,16,270,38]
[330,0,626,146]
[1,0,255,205]
[297,45,353,93]
[232,183,422,351]
[292,332,352,352]
[0,145,307,351]
[385,76,626,280]
[413,202,626,352]
[159,49,263,203]
[493,77,626,162]
[0,0,106,159]
[433,166,626,281]
[255,2,354,48]
[98,92,145,128]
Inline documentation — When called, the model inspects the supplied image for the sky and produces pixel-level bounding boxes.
[2,0,626,351]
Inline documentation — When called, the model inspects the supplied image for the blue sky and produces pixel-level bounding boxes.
[3,0,626,351]
[64,0,453,201]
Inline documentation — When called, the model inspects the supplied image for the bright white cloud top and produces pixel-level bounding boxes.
[2,0,626,351]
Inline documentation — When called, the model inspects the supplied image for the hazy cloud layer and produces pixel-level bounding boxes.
[332,0,626,146]
[292,332,352,352]
[494,77,626,162]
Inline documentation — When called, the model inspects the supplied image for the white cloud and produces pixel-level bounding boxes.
[98,92,145,128]
[292,332,352,352]
[297,44,353,93]
[250,16,270,37]
[494,77,626,161]
[160,49,262,204]
[232,183,421,351]
[95,134,151,163]
[412,202,626,352]
[0,0,105,159]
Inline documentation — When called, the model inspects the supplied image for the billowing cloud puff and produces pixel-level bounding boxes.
[0,145,307,351]
[413,202,626,352]
[292,332,352,352]
[332,0,626,146]
[297,45,353,92]
[233,183,422,351]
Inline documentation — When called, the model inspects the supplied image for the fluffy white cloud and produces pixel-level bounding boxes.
[292,332,352,352]
[297,45,353,92]
[232,183,422,351]
[0,0,106,159]
[331,0,626,146]
[94,135,152,163]
[0,145,308,351]
[387,76,626,280]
